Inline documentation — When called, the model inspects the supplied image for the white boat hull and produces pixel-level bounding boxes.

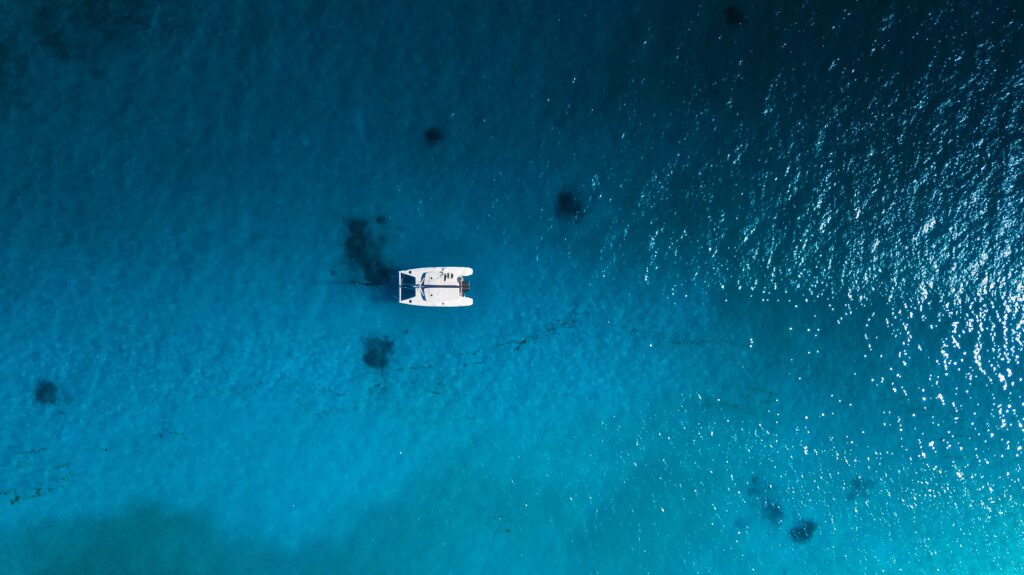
[398,267,473,307]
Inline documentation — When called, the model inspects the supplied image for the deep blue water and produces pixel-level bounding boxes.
[2,1,1024,573]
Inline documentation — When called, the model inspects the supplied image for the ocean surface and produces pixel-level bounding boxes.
[1,1,1023,573]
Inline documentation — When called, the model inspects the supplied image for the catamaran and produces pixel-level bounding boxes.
[398,267,473,307]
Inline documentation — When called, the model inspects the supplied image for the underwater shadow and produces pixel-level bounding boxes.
[31,0,164,62]
[341,217,392,287]
[10,452,569,574]
[11,503,352,575]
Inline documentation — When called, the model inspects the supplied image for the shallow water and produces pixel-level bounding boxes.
[1,1,1023,573]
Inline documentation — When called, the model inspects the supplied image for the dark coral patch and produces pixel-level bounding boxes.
[761,498,784,524]
[423,127,444,147]
[344,218,391,285]
[32,0,157,61]
[789,519,817,543]
[845,476,875,501]
[555,190,584,222]
[725,5,747,25]
[0,40,9,85]
[362,337,395,370]
[32,4,73,61]
[746,475,784,524]
[34,380,58,405]
[745,475,764,497]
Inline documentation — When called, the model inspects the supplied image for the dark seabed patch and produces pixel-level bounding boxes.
[34,380,58,405]
[7,504,350,574]
[724,5,746,25]
[745,475,784,524]
[789,519,818,543]
[845,476,876,501]
[423,127,444,146]
[555,189,585,222]
[760,497,784,524]
[0,34,30,106]
[0,39,8,86]
[343,218,391,285]
[31,0,157,62]
[362,337,395,370]
[32,3,79,61]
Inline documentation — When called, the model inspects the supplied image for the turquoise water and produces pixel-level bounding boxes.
[2,1,1023,573]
